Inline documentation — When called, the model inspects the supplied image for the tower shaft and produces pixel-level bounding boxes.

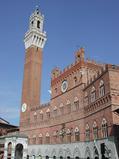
[22,46,42,106]
[20,8,47,129]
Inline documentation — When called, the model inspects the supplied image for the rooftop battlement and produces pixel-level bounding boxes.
[51,48,105,85]
[30,102,50,111]
[84,64,119,89]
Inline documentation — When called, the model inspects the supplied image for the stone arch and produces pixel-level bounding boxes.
[58,148,64,158]
[84,91,88,97]
[93,146,99,159]
[51,149,57,158]
[74,127,80,141]
[53,156,56,159]
[46,108,50,113]
[101,118,108,138]
[53,106,57,110]
[39,133,43,137]
[30,149,35,156]
[66,100,71,105]
[45,148,50,157]
[46,156,49,159]
[99,80,104,86]
[65,148,72,158]
[74,127,79,133]
[40,110,43,114]
[60,103,64,108]
[99,80,105,97]
[36,148,41,156]
[60,156,63,159]
[67,156,71,159]
[66,129,71,134]
[91,86,96,92]
[74,97,78,102]
[84,147,91,159]
[7,142,12,158]
[93,121,98,139]
[73,147,81,158]
[85,123,90,141]
[15,143,23,159]
[46,132,50,137]
[34,112,37,115]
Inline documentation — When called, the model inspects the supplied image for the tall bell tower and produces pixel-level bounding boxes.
[20,8,46,127]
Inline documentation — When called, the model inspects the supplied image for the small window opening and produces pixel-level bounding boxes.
[31,21,34,27]
[37,21,40,29]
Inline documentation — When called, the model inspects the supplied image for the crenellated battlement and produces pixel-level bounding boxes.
[51,48,104,86]
[84,64,119,89]
[30,102,50,111]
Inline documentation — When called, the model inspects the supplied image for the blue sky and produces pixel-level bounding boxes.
[0,0,119,125]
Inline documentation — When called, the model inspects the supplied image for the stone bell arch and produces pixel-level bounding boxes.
[3,133,28,159]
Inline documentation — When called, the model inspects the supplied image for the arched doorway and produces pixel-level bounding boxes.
[37,155,42,159]
[67,156,71,159]
[7,142,12,159]
[60,156,63,159]
[26,155,29,159]
[75,157,80,159]
[15,144,23,159]
[53,156,56,159]
[46,155,49,159]
[94,146,99,159]
[87,157,90,159]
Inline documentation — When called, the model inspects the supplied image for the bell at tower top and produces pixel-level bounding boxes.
[24,7,47,49]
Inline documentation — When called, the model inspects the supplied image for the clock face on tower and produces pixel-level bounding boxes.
[61,80,68,93]
[21,103,27,112]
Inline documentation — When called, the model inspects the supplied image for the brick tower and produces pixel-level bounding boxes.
[20,8,47,129]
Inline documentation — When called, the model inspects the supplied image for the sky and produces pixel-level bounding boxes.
[0,0,119,126]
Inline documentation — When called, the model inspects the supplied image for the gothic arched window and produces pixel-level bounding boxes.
[46,109,50,119]
[31,21,34,27]
[40,110,43,120]
[38,134,43,144]
[99,80,105,97]
[34,112,37,121]
[53,106,58,117]
[53,130,58,143]
[93,121,98,140]
[74,97,79,111]
[66,129,71,143]
[66,100,71,113]
[74,76,78,86]
[46,133,50,144]
[91,86,96,103]
[32,136,36,144]
[60,103,64,115]
[37,20,40,29]
[85,123,90,141]
[84,92,89,106]
[74,127,80,141]
[101,118,108,138]
[7,142,12,158]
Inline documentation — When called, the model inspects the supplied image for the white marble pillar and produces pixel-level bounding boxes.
[11,142,15,159]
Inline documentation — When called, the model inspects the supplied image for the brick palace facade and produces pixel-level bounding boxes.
[2,7,119,159]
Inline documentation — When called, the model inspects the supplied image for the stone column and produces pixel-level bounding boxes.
[3,145,8,159]
[11,141,16,159]
[23,148,28,159]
